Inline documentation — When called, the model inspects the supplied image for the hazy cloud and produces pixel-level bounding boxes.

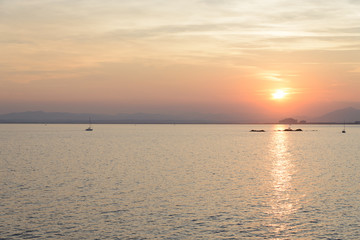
[0,0,359,116]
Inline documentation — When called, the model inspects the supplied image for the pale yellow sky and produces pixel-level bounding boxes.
[1,0,360,119]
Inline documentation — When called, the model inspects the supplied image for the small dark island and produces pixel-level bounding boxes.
[283,128,302,131]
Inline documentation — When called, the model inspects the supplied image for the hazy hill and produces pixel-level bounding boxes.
[0,111,107,123]
[311,107,360,123]
[1,107,360,123]
[0,111,232,124]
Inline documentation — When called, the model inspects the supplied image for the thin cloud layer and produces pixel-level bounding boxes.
[0,0,359,117]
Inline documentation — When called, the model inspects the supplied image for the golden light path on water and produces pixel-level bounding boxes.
[267,125,300,236]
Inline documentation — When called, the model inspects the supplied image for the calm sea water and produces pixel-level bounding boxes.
[1,124,359,239]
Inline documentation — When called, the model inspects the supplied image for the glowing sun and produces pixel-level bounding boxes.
[272,89,287,99]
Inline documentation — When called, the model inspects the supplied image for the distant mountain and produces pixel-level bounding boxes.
[312,107,360,123]
[2,107,359,124]
[0,111,106,123]
[0,111,234,124]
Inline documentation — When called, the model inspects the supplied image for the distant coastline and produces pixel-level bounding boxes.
[0,107,360,124]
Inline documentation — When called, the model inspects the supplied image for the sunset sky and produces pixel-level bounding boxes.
[1,0,360,121]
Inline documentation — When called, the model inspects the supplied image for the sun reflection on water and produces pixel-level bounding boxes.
[268,127,299,236]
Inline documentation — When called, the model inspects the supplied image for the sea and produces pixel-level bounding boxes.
[0,124,359,239]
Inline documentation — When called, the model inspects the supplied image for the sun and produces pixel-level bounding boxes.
[272,89,287,99]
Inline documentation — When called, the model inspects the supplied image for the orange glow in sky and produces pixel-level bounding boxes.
[0,0,359,121]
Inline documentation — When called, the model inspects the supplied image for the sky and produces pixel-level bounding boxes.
[1,0,360,121]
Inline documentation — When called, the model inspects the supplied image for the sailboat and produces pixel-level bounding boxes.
[85,117,93,131]
[342,122,346,133]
